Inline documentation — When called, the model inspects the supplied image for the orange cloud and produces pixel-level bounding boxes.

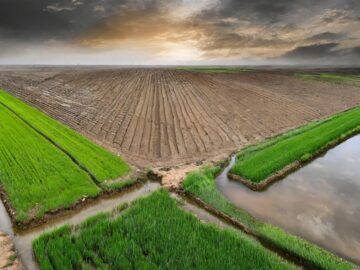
[76,3,360,61]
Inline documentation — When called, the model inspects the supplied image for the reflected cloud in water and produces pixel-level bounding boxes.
[217,135,360,264]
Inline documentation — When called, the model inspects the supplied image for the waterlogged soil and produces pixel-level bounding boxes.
[0,182,160,270]
[217,135,360,265]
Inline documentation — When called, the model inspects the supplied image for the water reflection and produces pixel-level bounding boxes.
[217,135,360,265]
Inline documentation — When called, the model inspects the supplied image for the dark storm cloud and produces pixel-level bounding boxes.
[281,43,339,60]
[191,0,360,62]
[0,0,72,40]
[352,47,360,55]
[209,0,360,22]
[199,0,316,25]
[0,0,130,41]
[0,0,360,64]
[306,32,346,42]
[277,43,360,64]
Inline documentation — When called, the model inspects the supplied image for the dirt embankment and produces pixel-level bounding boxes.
[0,232,23,270]
[1,68,360,171]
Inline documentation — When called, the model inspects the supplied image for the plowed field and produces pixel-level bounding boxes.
[1,67,360,167]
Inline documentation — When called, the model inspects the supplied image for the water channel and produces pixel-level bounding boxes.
[0,182,160,270]
[217,135,360,265]
[0,181,235,270]
[2,135,360,269]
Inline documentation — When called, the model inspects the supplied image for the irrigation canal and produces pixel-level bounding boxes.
[0,182,238,270]
[0,182,160,270]
[1,135,360,269]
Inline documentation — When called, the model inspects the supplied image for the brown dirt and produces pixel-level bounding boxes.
[153,151,230,189]
[1,67,360,171]
[0,231,23,270]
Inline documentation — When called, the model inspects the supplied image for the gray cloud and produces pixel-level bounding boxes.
[0,0,128,41]
[0,0,359,64]
[45,1,84,13]
[276,43,360,65]
[306,32,346,42]
[281,43,340,60]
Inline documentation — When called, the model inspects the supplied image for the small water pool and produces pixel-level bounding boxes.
[217,135,360,265]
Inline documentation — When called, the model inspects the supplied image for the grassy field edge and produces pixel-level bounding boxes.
[33,189,297,270]
[229,124,360,190]
[230,106,360,187]
[176,66,250,73]
[295,73,360,85]
[3,176,144,229]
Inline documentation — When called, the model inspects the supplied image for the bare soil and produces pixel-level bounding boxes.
[1,67,360,171]
[0,231,23,270]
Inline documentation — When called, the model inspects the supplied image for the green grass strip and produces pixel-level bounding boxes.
[183,168,357,270]
[0,104,100,222]
[0,90,130,181]
[177,66,250,74]
[230,106,360,183]
[33,190,297,270]
[296,73,360,85]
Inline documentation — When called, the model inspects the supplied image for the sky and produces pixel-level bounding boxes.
[0,0,360,65]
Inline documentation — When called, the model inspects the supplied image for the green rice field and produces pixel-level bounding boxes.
[296,73,360,85]
[177,66,249,73]
[33,190,297,270]
[0,90,130,222]
[0,90,130,182]
[230,106,360,183]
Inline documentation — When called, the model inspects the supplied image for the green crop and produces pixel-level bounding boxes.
[230,106,360,183]
[177,66,250,73]
[33,190,296,270]
[0,90,130,182]
[0,103,100,222]
[0,90,132,222]
[296,73,360,85]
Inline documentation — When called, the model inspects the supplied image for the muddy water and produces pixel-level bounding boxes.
[170,193,233,230]
[0,181,236,270]
[217,135,360,265]
[0,182,160,270]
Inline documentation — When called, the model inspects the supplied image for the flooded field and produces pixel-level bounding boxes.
[217,135,360,264]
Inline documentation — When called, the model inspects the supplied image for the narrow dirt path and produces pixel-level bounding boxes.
[0,231,23,270]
